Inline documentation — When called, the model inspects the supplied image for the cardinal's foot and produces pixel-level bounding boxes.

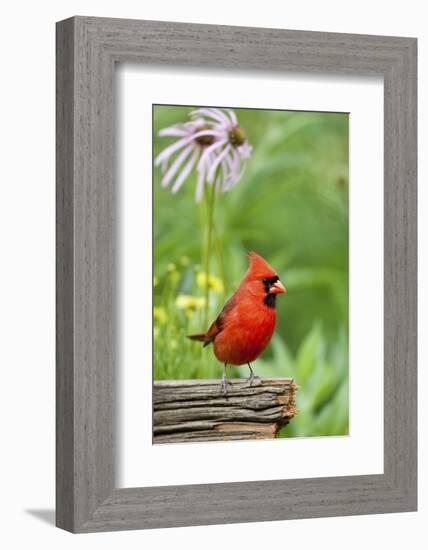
[220,375,232,395]
[246,373,261,387]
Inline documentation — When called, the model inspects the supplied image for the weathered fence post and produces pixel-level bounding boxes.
[153,378,297,443]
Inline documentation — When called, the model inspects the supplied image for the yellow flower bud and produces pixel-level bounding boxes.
[196,272,224,294]
[153,307,168,325]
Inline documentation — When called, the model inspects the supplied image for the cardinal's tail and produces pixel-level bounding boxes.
[187,333,214,347]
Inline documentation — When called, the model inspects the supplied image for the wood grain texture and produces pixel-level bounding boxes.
[153,378,297,443]
[56,16,417,532]
[56,18,75,532]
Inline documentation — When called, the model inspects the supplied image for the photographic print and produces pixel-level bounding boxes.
[153,104,349,443]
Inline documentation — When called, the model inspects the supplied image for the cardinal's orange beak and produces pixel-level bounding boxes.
[270,280,287,294]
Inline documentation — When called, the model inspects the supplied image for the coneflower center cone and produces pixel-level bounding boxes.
[228,126,247,147]
[194,126,216,147]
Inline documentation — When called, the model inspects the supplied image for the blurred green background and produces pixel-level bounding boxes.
[153,105,349,438]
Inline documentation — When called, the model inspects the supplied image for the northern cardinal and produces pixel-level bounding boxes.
[188,252,287,393]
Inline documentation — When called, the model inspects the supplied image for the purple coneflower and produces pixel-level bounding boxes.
[155,107,252,202]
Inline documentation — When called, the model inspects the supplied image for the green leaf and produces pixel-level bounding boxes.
[295,322,323,385]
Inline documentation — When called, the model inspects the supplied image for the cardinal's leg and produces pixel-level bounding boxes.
[246,363,260,386]
[220,363,232,395]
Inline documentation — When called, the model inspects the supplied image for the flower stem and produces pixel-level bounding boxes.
[203,178,217,328]
[213,224,227,299]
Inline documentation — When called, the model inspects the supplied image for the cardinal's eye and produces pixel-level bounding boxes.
[262,278,269,285]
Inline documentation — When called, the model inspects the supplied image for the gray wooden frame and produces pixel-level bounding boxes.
[56,16,417,533]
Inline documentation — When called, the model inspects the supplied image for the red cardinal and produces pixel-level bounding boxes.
[188,252,287,393]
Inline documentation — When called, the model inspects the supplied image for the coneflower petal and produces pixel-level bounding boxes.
[161,143,195,187]
[208,108,231,125]
[207,144,231,183]
[191,108,225,125]
[195,163,207,202]
[221,149,239,191]
[197,139,227,173]
[230,149,246,188]
[238,142,253,159]
[231,147,240,176]
[155,134,197,166]
[221,155,233,190]
[227,109,238,126]
[219,160,227,191]
[225,163,246,191]
[191,129,224,140]
[158,126,189,137]
[171,149,199,194]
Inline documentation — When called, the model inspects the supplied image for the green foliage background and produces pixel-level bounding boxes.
[153,105,349,438]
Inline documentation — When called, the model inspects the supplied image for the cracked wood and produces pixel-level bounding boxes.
[153,377,297,443]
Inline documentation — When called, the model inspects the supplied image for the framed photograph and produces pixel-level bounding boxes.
[56,16,417,532]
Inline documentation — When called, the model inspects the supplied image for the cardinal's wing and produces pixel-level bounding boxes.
[204,295,237,344]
